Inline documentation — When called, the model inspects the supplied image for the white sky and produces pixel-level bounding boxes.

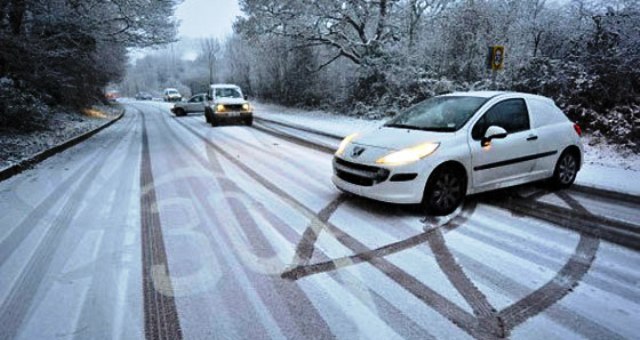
[175,0,242,40]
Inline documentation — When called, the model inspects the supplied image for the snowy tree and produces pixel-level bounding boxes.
[0,0,180,126]
[200,37,221,85]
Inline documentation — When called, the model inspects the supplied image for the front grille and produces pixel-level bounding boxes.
[333,157,389,186]
[223,104,244,112]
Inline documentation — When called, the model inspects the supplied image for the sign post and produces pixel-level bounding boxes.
[487,45,505,90]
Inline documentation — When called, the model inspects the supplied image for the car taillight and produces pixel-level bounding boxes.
[573,123,582,137]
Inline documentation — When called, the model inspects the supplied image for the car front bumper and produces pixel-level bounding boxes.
[331,156,433,204]
[214,111,252,120]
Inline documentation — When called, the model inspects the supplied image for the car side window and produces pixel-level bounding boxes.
[471,98,530,140]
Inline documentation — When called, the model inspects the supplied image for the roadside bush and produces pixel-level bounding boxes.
[513,57,639,150]
[0,78,49,129]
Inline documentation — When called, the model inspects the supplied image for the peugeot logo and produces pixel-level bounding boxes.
[351,146,366,158]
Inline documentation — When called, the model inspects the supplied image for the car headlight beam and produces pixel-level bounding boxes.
[376,142,440,165]
[335,133,359,156]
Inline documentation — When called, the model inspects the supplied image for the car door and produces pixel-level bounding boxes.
[185,95,201,112]
[469,98,539,189]
[194,95,206,112]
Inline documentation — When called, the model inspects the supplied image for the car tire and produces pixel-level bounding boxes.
[422,165,466,216]
[174,108,185,117]
[211,117,220,127]
[550,149,579,189]
[245,117,253,126]
[204,108,212,123]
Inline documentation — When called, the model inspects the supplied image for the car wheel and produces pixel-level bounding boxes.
[204,108,212,123]
[245,117,253,126]
[174,108,185,117]
[551,150,579,188]
[211,117,220,127]
[423,166,466,216]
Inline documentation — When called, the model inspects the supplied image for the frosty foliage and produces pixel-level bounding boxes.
[0,77,49,129]
[0,0,180,129]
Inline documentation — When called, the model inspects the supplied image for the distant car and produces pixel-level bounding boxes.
[204,84,253,127]
[105,91,119,102]
[163,88,182,102]
[135,92,153,101]
[171,93,210,116]
[333,91,583,215]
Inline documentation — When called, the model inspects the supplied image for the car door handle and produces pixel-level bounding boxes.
[526,135,538,141]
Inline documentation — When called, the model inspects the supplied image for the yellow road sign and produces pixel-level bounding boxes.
[490,46,505,70]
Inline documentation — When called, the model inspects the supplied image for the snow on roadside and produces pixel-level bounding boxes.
[253,101,640,196]
[0,105,122,170]
[254,102,382,137]
[576,135,640,195]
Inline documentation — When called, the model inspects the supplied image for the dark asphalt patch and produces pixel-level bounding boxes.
[140,113,183,340]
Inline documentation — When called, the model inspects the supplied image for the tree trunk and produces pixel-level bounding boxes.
[375,0,388,40]
[0,0,7,30]
[533,31,543,57]
[9,0,26,35]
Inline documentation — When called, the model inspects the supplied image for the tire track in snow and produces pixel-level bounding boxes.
[168,104,614,339]
[0,112,136,267]
[172,116,494,339]
[0,113,135,340]
[147,105,337,339]
[139,111,183,340]
[72,107,142,338]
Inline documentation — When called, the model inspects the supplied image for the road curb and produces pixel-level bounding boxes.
[254,116,345,140]
[0,109,126,183]
[252,122,336,154]
[572,184,640,205]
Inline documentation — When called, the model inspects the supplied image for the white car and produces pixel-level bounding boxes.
[171,93,209,116]
[163,88,183,102]
[333,91,583,215]
[204,84,253,127]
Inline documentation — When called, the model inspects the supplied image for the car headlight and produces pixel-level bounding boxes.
[216,104,225,112]
[242,103,250,111]
[335,133,359,156]
[376,142,440,166]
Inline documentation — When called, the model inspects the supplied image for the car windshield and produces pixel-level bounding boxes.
[167,90,178,94]
[385,96,488,132]
[215,88,242,98]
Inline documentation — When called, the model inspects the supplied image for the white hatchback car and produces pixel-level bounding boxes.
[333,91,583,215]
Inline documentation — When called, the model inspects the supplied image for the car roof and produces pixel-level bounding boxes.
[210,84,240,89]
[443,91,554,103]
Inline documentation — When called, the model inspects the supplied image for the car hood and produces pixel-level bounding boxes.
[339,127,455,164]
[352,126,453,151]
[214,98,247,105]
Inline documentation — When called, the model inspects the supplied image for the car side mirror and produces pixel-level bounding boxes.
[244,95,248,100]
[481,125,507,147]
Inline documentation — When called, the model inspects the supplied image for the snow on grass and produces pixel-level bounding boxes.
[0,106,121,170]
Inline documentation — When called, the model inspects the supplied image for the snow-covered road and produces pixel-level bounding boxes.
[0,101,638,339]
